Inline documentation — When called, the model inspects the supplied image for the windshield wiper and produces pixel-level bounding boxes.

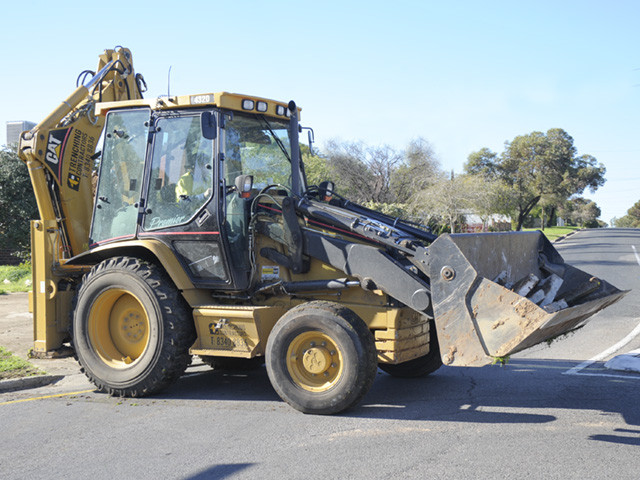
[259,116,291,163]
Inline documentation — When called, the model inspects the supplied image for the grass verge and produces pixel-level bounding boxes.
[523,226,580,242]
[0,346,41,380]
[0,264,31,294]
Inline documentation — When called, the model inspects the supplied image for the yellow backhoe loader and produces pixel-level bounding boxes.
[16,47,625,414]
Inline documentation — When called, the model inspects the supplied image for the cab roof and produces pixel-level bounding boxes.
[95,91,301,120]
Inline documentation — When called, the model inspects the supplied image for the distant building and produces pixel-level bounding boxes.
[461,212,512,233]
[6,120,36,146]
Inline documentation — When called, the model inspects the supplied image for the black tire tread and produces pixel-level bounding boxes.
[72,256,195,397]
[266,301,377,414]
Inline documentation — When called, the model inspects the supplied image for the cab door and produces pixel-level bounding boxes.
[140,112,231,287]
[90,109,150,246]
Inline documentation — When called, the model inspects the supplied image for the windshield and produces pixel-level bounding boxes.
[223,113,293,191]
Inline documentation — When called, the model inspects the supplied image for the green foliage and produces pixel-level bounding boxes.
[464,129,606,230]
[323,140,401,204]
[301,145,331,188]
[390,138,441,203]
[319,137,447,230]
[410,174,475,233]
[614,215,638,228]
[613,199,640,227]
[558,197,601,227]
[363,201,411,219]
[0,262,30,282]
[0,264,32,293]
[0,346,41,379]
[0,146,39,258]
[491,355,510,366]
[523,226,579,242]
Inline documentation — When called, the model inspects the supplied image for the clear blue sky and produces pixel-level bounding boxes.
[2,0,638,224]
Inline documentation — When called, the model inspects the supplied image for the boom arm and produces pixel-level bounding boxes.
[18,47,145,259]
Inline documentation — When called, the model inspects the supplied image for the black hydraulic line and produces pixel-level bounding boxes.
[337,200,437,243]
[280,278,359,293]
[287,100,302,196]
[135,73,147,96]
[76,70,95,87]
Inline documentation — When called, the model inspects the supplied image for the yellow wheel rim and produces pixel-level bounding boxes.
[286,331,343,392]
[87,289,150,368]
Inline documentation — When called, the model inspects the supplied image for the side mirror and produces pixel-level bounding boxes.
[301,127,315,156]
[235,175,253,199]
[201,111,216,140]
[318,181,334,202]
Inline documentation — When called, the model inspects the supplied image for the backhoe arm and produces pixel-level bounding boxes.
[18,47,145,259]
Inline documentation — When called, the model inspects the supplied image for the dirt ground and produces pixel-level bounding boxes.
[0,293,80,376]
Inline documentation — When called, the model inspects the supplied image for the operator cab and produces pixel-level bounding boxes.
[90,94,303,291]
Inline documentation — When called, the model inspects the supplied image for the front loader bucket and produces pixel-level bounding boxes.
[428,231,627,367]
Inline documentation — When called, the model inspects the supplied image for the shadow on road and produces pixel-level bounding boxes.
[589,429,640,447]
[185,463,254,480]
[153,358,639,434]
[359,358,639,421]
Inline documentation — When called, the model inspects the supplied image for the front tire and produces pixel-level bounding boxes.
[266,301,377,415]
[72,257,195,397]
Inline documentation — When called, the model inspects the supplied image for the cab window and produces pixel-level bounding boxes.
[91,109,150,245]
[144,115,213,231]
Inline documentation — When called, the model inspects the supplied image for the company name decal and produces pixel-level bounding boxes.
[45,128,71,174]
[43,127,96,191]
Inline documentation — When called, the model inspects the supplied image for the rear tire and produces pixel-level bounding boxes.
[266,301,377,415]
[72,257,195,397]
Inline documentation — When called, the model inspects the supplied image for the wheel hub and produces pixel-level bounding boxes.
[286,331,343,392]
[302,347,332,374]
[121,311,146,342]
[88,288,150,368]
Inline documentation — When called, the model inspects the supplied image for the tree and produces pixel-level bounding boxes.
[300,144,330,188]
[614,199,640,228]
[0,146,39,258]
[314,137,472,232]
[559,197,602,227]
[391,137,441,203]
[627,199,640,224]
[464,129,606,230]
[323,138,443,206]
[411,173,478,233]
[465,175,512,230]
[323,140,401,204]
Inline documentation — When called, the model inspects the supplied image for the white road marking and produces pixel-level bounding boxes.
[632,245,640,266]
[563,320,640,376]
[6,313,31,319]
[564,372,640,380]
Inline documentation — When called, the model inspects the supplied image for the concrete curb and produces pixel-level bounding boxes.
[604,350,640,374]
[0,374,64,393]
[553,229,581,243]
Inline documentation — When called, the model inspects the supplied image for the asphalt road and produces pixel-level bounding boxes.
[1,228,639,480]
